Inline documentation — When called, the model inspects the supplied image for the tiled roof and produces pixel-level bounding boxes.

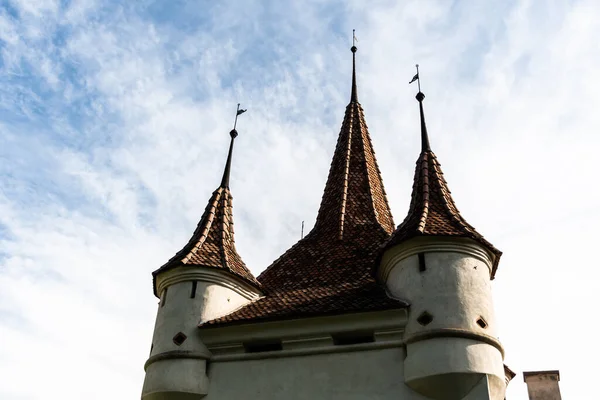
[382,92,502,277]
[202,228,408,327]
[312,100,395,239]
[201,48,406,328]
[152,133,260,296]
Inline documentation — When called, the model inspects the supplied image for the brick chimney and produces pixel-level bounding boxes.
[523,370,562,400]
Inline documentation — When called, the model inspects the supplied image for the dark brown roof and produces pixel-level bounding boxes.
[201,48,405,328]
[202,227,408,327]
[152,133,260,296]
[312,100,395,239]
[382,92,501,277]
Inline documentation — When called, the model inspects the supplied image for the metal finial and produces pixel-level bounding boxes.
[411,67,430,152]
[232,103,246,135]
[221,103,246,188]
[350,30,358,102]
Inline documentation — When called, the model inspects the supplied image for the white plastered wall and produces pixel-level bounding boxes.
[142,266,262,400]
[150,278,258,357]
[205,348,431,400]
[200,310,430,400]
[383,239,498,337]
[379,237,505,400]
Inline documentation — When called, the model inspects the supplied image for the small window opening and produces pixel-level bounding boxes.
[173,332,187,346]
[332,331,375,346]
[417,311,433,326]
[476,317,488,329]
[190,281,198,299]
[243,340,283,353]
[161,288,168,308]
[418,253,426,272]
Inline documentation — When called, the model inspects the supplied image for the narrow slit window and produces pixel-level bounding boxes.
[161,288,168,308]
[191,281,198,299]
[332,331,375,346]
[243,340,283,353]
[476,317,488,329]
[418,253,426,272]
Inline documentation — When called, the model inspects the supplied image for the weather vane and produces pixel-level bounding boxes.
[409,64,421,92]
[231,103,247,137]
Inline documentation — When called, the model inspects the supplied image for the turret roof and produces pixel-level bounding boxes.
[152,129,260,296]
[382,92,501,277]
[201,46,406,328]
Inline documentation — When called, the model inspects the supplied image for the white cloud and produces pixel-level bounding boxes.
[0,0,598,398]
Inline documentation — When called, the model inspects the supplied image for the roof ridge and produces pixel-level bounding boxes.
[356,106,395,230]
[219,192,230,269]
[428,154,475,234]
[338,102,354,239]
[417,152,430,233]
[181,187,222,264]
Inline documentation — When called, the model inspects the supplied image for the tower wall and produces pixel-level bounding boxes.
[142,267,262,400]
[379,237,505,400]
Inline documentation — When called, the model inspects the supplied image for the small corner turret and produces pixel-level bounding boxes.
[377,76,506,400]
[142,105,262,400]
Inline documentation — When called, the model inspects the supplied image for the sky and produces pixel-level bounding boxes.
[0,0,598,398]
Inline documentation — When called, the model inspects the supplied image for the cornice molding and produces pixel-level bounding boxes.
[156,266,263,301]
[404,327,504,358]
[200,309,408,346]
[210,338,404,363]
[378,237,495,283]
[144,350,211,371]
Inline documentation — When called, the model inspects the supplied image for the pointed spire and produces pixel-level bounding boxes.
[220,129,238,188]
[312,38,394,239]
[416,92,431,152]
[152,107,259,296]
[351,30,358,103]
[383,86,502,277]
[220,103,245,188]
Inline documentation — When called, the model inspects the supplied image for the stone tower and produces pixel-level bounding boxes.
[141,43,511,400]
[377,91,505,399]
[142,126,262,399]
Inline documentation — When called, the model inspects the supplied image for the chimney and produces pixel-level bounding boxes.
[523,370,562,400]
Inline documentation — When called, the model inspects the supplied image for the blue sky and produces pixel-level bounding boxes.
[1,0,599,399]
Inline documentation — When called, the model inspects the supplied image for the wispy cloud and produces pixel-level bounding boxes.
[0,0,598,398]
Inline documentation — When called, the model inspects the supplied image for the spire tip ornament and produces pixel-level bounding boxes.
[409,65,430,152]
[221,103,246,188]
[350,30,358,102]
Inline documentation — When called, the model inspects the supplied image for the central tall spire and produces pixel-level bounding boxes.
[312,42,395,239]
[204,41,407,328]
[350,44,358,102]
